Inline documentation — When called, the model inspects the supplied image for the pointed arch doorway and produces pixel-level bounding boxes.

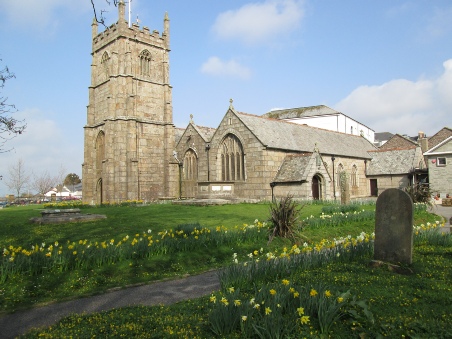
[312,174,323,200]
[182,149,198,198]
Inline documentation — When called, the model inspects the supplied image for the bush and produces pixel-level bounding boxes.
[268,195,303,243]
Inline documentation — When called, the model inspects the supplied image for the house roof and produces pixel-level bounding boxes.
[424,136,452,155]
[427,127,452,150]
[263,105,339,120]
[374,132,394,142]
[367,147,425,175]
[273,153,313,182]
[235,111,376,159]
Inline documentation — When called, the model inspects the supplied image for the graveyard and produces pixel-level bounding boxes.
[0,198,451,338]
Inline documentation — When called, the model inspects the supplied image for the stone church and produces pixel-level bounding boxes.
[83,2,422,204]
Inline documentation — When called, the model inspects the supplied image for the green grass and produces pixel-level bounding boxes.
[1,202,450,338]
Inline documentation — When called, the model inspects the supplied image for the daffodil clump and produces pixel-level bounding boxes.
[303,209,375,227]
[208,279,372,337]
[220,231,375,291]
[0,220,268,283]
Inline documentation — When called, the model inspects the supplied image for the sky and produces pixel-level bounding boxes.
[0,0,451,196]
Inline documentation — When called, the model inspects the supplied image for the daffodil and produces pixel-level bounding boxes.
[269,289,277,295]
[265,307,272,315]
[310,289,318,297]
[300,315,310,324]
[297,307,305,316]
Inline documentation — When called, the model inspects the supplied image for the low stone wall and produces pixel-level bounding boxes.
[442,198,452,207]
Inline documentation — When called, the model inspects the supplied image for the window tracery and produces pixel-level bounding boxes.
[220,134,245,181]
[139,49,151,76]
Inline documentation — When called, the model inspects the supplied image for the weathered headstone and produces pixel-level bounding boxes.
[374,188,413,264]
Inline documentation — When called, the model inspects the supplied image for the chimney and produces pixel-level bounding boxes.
[418,131,429,152]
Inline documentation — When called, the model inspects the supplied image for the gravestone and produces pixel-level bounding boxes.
[374,188,413,264]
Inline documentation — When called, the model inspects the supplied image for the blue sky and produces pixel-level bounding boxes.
[0,0,451,196]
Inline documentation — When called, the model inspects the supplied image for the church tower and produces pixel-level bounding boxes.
[82,1,178,204]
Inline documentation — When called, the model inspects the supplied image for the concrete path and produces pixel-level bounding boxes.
[428,204,452,233]
[0,271,220,339]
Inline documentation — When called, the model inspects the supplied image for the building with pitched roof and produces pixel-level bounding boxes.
[424,135,452,197]
[263,105,375,143]
[175,102,376,201]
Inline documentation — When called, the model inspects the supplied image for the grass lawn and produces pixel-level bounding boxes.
[1,201,450,338]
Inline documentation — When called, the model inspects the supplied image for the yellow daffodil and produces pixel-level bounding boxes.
[310,289,318,297]
[297,307,305,316]
[300,315,310,324]
[325,290,332,298]
[265,307,272,315]
[282,279,290,286]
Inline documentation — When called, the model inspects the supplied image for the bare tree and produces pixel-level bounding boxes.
[1,60,26,153]
[91,0,120,26]
[32,171,56,198]
[4,158,31,199]
[55,164,67,196]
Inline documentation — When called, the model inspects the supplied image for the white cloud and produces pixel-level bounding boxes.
[212,0,305,45]
[201,57,252,80]
[335,59,452,136]
[0,0,91,30]
[0,108,83,196]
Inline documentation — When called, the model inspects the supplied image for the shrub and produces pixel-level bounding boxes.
[268,195,303,243]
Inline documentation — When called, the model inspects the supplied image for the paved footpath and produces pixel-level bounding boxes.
[0,271,220,339]
[428,204,452,233]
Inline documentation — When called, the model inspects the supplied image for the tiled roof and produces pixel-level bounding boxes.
[263,105,339,120]
[367,147,425,175]
[273,153,313,182]
[236,111,375,159]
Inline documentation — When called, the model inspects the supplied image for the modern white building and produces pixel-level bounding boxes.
[263,105,375,143]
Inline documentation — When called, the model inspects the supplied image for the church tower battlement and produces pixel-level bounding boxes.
[83,0,178,204]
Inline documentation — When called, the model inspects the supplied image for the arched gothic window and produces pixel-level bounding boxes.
[220,134,245,181]
[101,52,109,77]
[351,165,359,187]
[183,149,197,180]
[139,50,151,76]
[95,131,105,175]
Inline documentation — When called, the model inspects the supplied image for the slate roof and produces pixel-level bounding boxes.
[273,153,313,183]
[174,127,185,145]
[366,147,425,175]
[192,124,216,142]
[263,105,339,120]
[374,132,393,142]
[235,111,376,159]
